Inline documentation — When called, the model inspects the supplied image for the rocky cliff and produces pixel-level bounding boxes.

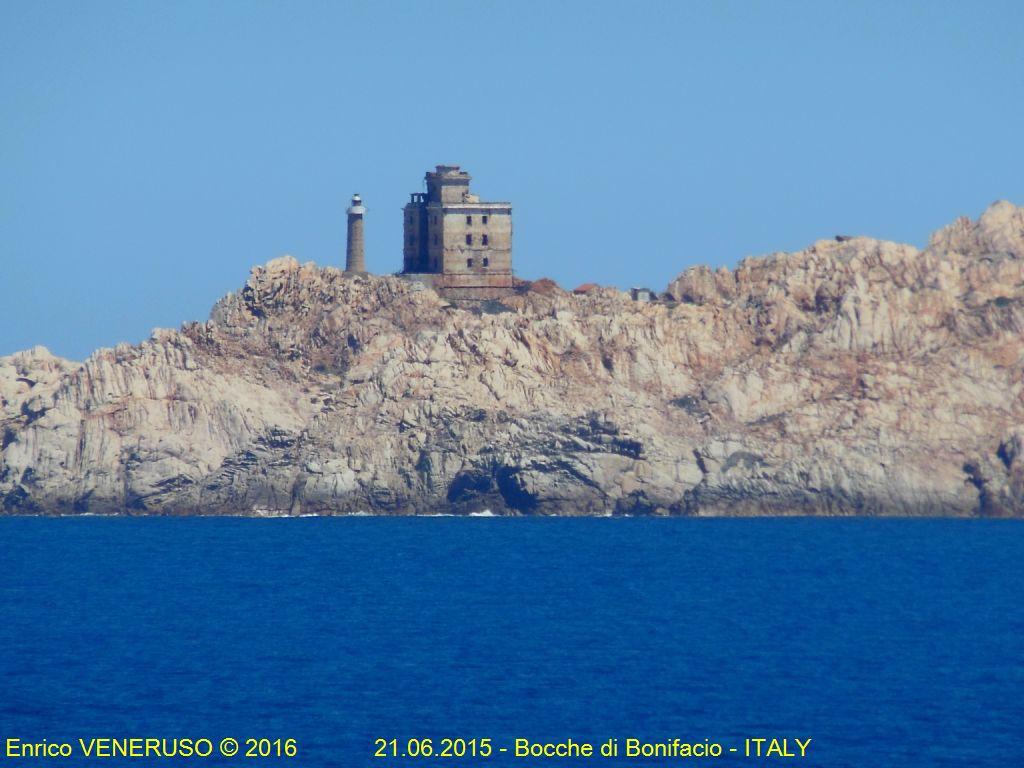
[3,202,1024,516]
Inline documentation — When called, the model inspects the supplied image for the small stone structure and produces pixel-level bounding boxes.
[400,165,513,299]
[630,287,655,302]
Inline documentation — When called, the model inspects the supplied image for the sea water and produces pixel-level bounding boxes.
[1,517,1021,766]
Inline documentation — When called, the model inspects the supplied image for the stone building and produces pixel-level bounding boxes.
[401,165,513,298]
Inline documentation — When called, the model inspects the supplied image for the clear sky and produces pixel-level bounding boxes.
[2,1,1022,359]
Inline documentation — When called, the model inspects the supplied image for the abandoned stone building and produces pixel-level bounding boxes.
[400,165,513,298]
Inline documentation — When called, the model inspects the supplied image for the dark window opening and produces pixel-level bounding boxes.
[408,236,414,245]
[483,257,489,267]
[482,234,489,245]
[465,234,473,245]
[466,215,472,225]
[467,258,474,267]
[433,235,438,246]
[482,215,489,225]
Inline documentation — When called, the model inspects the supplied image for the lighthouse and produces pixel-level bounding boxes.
[345,193,366,274]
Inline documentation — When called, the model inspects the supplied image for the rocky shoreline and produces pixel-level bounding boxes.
[3,202,1023,516]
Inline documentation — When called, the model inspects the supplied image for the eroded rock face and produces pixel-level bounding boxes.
[3,203,1023,516]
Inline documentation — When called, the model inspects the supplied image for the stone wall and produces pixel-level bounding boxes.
[441,205,512,280]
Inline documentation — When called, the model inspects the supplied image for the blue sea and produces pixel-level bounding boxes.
[1,518,1022,767]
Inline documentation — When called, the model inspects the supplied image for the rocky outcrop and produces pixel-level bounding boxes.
[3,202,1024,516]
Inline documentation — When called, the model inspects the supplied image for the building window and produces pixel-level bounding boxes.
[483,257,489,267]
[482,234,489,245]
[408,235,414,245]
[467,258,474,267]
[465,234,473,245]
[482,215,488,225]
[466,215,472,225]
[433,235,438,246]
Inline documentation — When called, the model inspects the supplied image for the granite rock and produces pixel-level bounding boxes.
[3,203,1023,516]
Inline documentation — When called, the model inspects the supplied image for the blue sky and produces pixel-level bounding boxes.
[2,0,1022,359]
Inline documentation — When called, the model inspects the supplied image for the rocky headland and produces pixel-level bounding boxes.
[3,202,1024,516]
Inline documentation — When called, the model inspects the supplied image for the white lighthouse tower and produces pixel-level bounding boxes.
[345,193,366,274]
